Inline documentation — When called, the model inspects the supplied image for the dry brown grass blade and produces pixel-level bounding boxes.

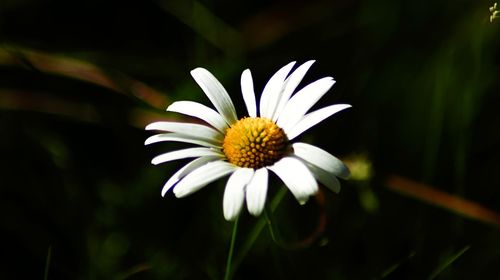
[386,175,500,227]
[0,90,182,128]
[0,90,100,123]
[0,47,168,110]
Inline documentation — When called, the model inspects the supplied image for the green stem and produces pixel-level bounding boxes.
[264,208,282,247]
[232,187,287,273]
[44,245,52,280]
[223,215,239,280]
[428,245,470,280]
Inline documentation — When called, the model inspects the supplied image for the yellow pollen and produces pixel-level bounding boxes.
[223,117,288,169]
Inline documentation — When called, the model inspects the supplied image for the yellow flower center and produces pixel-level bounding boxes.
[222,117,289,169]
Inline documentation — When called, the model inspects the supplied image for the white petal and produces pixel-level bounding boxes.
[146,121,223,143]
[167,101,228,133]
[301,160,341,193]
[292,142,350,179]
[145,133,220,148]
[190,68,238,125]
[277,77,335,132]
[272,60,315,121]
[223,168,255,221]
[268,157,318,204]
[151,147,223,165]
[161,156,220,196]
[286,104,351,140]
[173,161,236,198]
[259,61,296,119]
[245,168,268,216]
[241,69,257,117]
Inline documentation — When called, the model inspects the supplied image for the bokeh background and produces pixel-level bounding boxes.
[1,0,500,279]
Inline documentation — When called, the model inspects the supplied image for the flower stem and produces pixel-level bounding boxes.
[44,245,52,280]
[224,215,239,280]
[232,187,287,273]
[264,208,283,247]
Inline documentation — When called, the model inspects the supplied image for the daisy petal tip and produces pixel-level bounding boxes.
[144,134,161,145]
[223,215,233,221]
[335,104,353,116]
[190,67,205,74]
[172,188,185,198]
[145,122,166,131]
[298,197,309,205]
[340,168,351,180]
[302,60,316,69]
[145,123,155,131]
[248,206,264,217]
[189,68,210,81]
[288,61,298,71]
[247,200,265,217]
[223,211,239,222]
[322,77,335,85]
[333,104,352,115]
[165,103,176,112]
[161,188,168,197]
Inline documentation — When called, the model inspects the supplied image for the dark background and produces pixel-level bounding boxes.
[1,0,499,279]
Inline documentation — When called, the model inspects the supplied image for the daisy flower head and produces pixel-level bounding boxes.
[145,61,351,221]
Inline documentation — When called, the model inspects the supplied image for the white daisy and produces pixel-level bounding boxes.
[145,61,351,221]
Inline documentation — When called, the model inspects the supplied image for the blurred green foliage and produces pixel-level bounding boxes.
[1,0,499,279]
